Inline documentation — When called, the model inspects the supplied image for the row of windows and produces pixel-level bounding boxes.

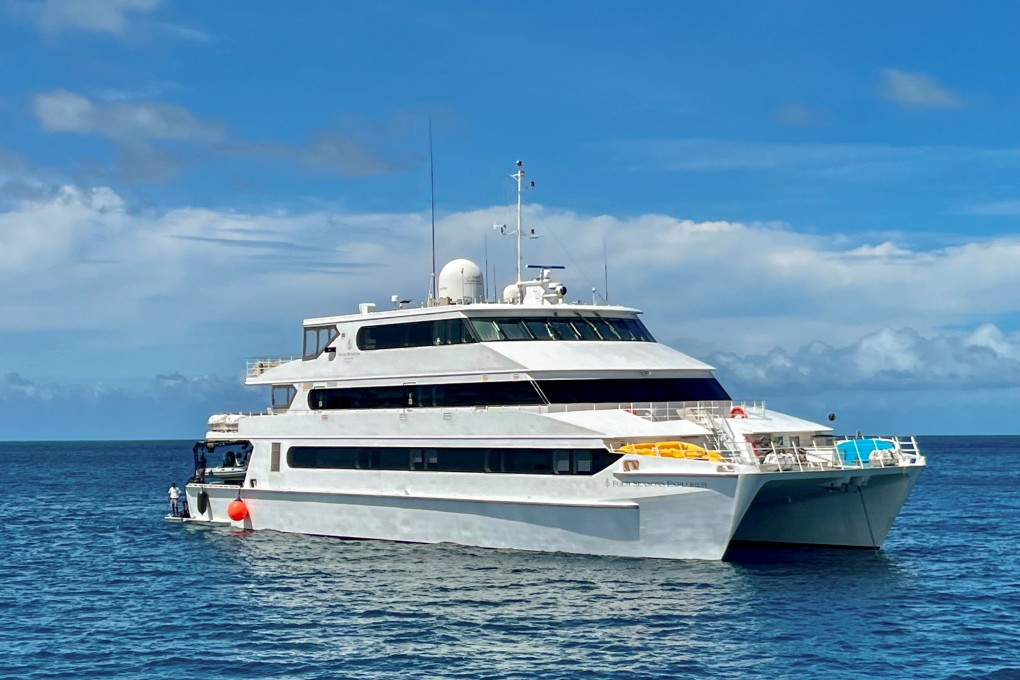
[286,446,619,475]
[303,325,339,359]
[353,314,656,351]
[357,318,475,351]
[307,377,731,411]
[310,380,543,410]
[469,316,654,342]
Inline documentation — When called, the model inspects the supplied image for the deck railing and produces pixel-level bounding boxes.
[246,355,301,379]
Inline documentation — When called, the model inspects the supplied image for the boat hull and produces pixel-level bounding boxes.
[184,464,922,560]
[730,466,923,549]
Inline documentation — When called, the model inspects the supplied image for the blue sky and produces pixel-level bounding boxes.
[2,1,1019,439]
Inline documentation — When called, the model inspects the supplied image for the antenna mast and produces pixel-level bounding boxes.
[428,118,437,302]
[512,160,525,283]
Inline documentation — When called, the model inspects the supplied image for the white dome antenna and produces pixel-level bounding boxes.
[438,259,484,304]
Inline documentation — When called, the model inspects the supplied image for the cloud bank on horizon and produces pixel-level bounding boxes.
[1,1,1018,437]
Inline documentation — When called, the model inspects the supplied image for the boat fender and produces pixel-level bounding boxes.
[227,499,248,522]
[197,491,209,515]
[729,406,748,419]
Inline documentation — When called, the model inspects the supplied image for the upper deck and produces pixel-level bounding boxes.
[247,300,716,385]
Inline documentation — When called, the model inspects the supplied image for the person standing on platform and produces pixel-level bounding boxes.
[168,482,180,517]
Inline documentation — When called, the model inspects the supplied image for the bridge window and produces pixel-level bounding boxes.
[356,318,478,351]
[467,314,655,343]
[303,325,339,359]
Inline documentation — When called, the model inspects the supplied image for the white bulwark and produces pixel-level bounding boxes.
[180,161,925,560]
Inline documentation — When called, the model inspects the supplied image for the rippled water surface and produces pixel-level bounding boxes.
[1,437,1018,679]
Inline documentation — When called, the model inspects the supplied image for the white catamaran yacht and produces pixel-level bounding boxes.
[179,161,925,560]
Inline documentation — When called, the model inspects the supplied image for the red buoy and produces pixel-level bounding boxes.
[227,499,248,521]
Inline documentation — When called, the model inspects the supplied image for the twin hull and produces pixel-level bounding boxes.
[185,459,922,560]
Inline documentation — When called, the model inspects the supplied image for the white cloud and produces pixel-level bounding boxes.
[880,68,960,108]
[710,324,1020,393]
[35,0,162,36]
[3,186,1020,391]
[33,89,225,143]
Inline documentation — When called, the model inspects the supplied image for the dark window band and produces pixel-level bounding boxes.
[286,446,619,475]
[469,315,655,343]
[308,377,730,411]
[354,314,655,352]
[357,318,477,351]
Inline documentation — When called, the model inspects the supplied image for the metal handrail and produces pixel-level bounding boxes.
[246,355,301,379]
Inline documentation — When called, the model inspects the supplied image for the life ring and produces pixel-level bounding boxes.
[197,491,209,515]
[729,406,748,419]
[751,439,762,457]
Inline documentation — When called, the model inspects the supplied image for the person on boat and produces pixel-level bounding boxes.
[197,452,207,483]
[168,483,180,517]
[224,451,237,468]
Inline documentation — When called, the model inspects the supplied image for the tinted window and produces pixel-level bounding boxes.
[537,378,730,403]
[589,318,620,340]
[272,385,296,410]
[303,325,339,359]
[309,380,545,410]
[523,319,555,340]
[308,377,728,410]
[286,446,618,475]
[571,318,600,341]
[357,318,478,351]
[496,319,532,340]
[548,319,580,340]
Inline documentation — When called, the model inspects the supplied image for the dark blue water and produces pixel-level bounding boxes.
[1,437,1018,679]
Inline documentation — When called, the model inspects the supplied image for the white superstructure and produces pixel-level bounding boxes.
[181,161,925,560]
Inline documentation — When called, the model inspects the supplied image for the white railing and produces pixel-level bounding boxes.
[246,355,301,379]
[608,435,922,473]
[207,411,274,433]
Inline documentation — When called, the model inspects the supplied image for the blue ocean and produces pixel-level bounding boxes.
[1,437,1018,679]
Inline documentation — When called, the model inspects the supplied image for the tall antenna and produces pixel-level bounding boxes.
[428,118,437,302]
[513,160,524,283]
[510,160,535,283]
[603,239,609,303]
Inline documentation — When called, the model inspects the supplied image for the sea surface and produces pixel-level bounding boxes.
[0,436,1018,679]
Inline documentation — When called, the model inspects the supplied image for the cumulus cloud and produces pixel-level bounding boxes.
[880,68,960,108]
[710,325,1020,393]
[3,188,1020,437]
[3,185,1020,367]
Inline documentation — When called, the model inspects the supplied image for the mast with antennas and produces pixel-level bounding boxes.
[511,160,536,284]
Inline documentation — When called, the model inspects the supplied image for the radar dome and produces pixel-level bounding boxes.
[502,284,521,304]
[438,259,484,303]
